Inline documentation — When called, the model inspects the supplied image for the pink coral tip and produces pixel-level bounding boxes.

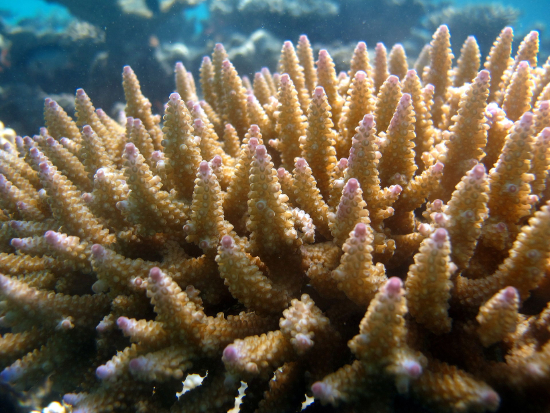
[432,228,448,243]
[540,127,550,141]
[520,111,534,126]
[129,357,146,372]
[314,86,325,98]
[385,277,403,296]
[418,223,431,236]
[123,65,133,75]
[471,164,486,179]
[221,235,234,249]
[249,124,260,135]
[361,114,375,128]
[91,244,105,258]
[311,381,334,403]
[194,118,204,129]
[83,125,93,135]
[433,213,445,225]
[388,75,399,85]
[390,185,402,196]
[338,158,348,169]
[354,70,366,81]
[10,238,24,249]
[38,162,50,173]
[433,161,444,174]
[211,155,222,167]
[293,333,314,352]
[116,316,131,331]
[169,92,181,102]
[402,359,423,378]
[44,230,60,245]
[527,30,539,40]
[151,151,163,162]
[480,389,500,410]
[400,93,412,105]
[149,267,163,283]
[199,160,210,176]
[478,70,490,82]
[354,222,367,236]
[255,145,267,159]
[295,157,307,171]
[345,178,359,193]
[124,143,137,156]
[502,286,518,301]
[518,61,530,71]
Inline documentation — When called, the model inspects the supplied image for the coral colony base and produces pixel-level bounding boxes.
[1,25,550,413]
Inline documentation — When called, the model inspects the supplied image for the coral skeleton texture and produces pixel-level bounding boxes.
[1,26,550,413]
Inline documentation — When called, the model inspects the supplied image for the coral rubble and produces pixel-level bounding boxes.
[1,25,550,413]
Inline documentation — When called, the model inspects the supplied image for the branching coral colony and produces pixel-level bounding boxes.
[1,25,550,413]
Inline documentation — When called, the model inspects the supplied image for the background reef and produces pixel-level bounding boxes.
[0,0,537,137]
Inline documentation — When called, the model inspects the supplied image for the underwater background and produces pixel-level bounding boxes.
[0,0,549,137]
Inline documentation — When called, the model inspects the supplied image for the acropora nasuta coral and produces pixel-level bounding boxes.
[1,25,550,413]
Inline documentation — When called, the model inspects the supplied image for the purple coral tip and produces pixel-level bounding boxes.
[95,365,113,380]
[0,365,21,383]
[223,345,239,363]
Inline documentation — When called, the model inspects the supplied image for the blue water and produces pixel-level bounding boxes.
[1,0,548,29]
[0,0,70,26]
[432,0,550,31]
